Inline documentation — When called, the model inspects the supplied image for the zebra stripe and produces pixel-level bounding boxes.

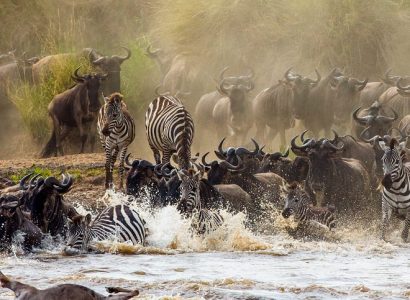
[283,186,336,230]
[67,204,146,251]
[145,96,194,170]
[98,93,135,189]
[380,139,410,241]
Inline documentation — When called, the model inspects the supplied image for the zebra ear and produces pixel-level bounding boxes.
[399,141,407,151]
[378,140,387,151]
[102,93,109,103]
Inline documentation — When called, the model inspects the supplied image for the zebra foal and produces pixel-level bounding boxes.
[177,169,224,235]
[98,93,135,189]
[379,138,410,242]
[145,95,194,170]
[282,183,336,230]
[67,204,146,252]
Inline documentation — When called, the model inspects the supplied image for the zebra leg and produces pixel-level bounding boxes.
[162,147,172,165]
[118,147,127,190]
[401,212,410,242]
[381,199,391,241]
[110,148,119,189]
[104,145,114,189]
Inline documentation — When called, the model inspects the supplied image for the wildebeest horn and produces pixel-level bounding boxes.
[397,77,410,91]
[291,135,315,152]
[113,46,131,63]
[71,67,85,82]
[19,173,33,190]
[44,174,73,193]
[125,154,133,167]
[331,130,339,144]
[359,127,381,144]
[313,69,321,84]
[376,107,398,123]
[351,78,368,91]
[28,174,41,189]
[219,66,229,82]
[282,147,290,157]
[220,156,245,171]
[154,164,164,176]
[160,163,176,177]
[216,138,227,159]
[352,107,369,126]
[251,138,260,155]
[300,129,310,143]
[323,139,344,151]
[146,45,161,57]
[219,78,231,95]
[92,56,105,65]
[201,152,212,167]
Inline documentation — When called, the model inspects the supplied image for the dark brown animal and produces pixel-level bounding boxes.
[378,79,410,126]
[41,68,106,157]
[0,272,139,300]
[252,68,296,147]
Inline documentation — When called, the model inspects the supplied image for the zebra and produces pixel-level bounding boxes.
[282,183,336,230]
[98,93,135,189]
[145,95,194,170]
[379,137,410,242]
[66,204,146,252]
[176,169,224,235]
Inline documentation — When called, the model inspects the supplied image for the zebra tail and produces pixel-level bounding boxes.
[40,128,57,158]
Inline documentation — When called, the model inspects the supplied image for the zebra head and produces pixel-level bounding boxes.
[282,183,311,218]
[67,214,92,250]
[176,169,201,215]
[101,93,125,136]
[379,138,407,185]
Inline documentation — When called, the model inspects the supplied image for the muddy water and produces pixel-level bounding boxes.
[1,191,410,299]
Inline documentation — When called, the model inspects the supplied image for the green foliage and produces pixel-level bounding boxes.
[9,167,105,183]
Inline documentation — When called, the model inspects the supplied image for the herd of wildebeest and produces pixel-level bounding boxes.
[1,42,410,297]
[0,44,410,298]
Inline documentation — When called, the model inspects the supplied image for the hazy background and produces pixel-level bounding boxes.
[1,0,410,159]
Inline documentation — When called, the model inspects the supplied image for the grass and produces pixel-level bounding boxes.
[9,166,105,183]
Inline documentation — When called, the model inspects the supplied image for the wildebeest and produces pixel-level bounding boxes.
[257,149,309,183]
[359,69,404,107]
[41,68,106,157]
[146,45,172,76]
[332,75,367,133]
[0,271,139,300]
[212,70,254,144]
[352,100,397,139]
[291,135,371,215]
[0,195,42,251]
[21,174,79,237]
[379,79,410,124]
[252,68,295,147]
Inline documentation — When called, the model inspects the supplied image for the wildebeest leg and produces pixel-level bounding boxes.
[255,122,266,145]
[52,116,64,156]
[85,119,97,153]
[58,126,72,155]
[118,147,127,190]
[381,199,391,241]
[74,114,87,154]
[401,211,410,242]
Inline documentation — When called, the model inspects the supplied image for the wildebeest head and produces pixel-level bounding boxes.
[71,68,107,113]
[219,70,254,134]
[91,47,131,94]
[258,148,290,173]
[380,69,402,86]
[285,68,320,119]
[282,182,311,218]
[176,169,202,215]
[0,195,22,218]
[291,135,344,192]
[356,104,398,141]
[333,76,368,123]
[100,93,125,136]
[66,213,92,250]
[202,152,245,185]
[125,155,157,196]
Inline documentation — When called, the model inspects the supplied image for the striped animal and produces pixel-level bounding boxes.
[282,183,336,230]
[67,204,146,251]
[145,95,194,170]
[98,93,135,189]
[176,170,224,235]
[379,138,410,241]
